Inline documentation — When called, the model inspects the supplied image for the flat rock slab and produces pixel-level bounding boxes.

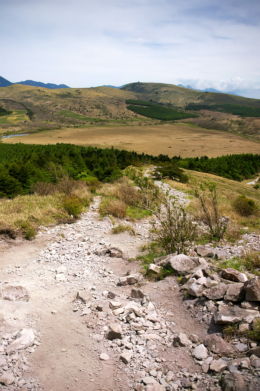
[0,286,30,302]
[214,305,260,324]
[224,283,245,302]
[221,268,247,283]
[204,283,228,300]
[196,245,214,258]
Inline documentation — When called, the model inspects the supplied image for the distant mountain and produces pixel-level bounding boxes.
[178,84,240,97]
[16,80,70,89]
[0,76,12,87]
[102,85,126,89]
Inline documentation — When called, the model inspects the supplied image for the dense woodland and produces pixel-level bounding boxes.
[0,143,174,198]
[185,103,260,117]
[180,154,260,181]
[126,100,197,120]
[0,143,259,198]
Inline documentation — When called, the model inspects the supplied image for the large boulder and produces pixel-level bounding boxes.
[203,334,234,356]
[165,254,199,276]
[203,283,228,300]
[244,277,260,301]
[0,286,30,302]
[221,268,247,283]
[214,305,259,324]
[221,373,245,391]
[224,283,245,302]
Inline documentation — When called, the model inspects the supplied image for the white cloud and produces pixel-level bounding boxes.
[1,0,260,98]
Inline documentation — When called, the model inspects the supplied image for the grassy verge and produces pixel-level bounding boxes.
[0,184,92,239]
[165,169,260,231]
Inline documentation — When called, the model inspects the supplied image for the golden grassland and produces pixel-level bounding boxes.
[3,122,260,158]
[166,169,260,230]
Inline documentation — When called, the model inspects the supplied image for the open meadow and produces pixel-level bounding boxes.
[3,122,260,158]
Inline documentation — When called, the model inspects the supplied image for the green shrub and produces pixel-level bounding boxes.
[62,195,83,218]
[233,195,259,216]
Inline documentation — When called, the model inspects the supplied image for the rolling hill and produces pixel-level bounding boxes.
[0,82,260,139]
[121,82,260,108]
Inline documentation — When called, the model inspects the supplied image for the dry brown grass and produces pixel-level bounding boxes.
[100,199,127,219]
[166,169,260,231]
[0,182,92,239]
[4,123,260,158]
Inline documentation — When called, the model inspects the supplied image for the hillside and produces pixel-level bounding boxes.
[122,82,260,107]
[0,82,260,139]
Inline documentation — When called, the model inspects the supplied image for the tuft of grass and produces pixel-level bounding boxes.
[243,251,260,274]
[112,223,136,236]
[247,318,260,341]
[219,251,260,276]
[223,323,240,338]
[17,221,37,240]
[99,198,127,219]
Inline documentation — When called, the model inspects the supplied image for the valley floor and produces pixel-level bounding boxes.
[3,123,260,158]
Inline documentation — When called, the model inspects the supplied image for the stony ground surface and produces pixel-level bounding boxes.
[0,187,259,391]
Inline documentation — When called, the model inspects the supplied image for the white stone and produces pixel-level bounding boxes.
[192,344,208,360]
[100,353,110,361]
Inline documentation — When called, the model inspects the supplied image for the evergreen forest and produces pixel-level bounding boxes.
[0,143,259,198]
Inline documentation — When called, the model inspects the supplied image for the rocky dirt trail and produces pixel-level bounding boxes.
[0,187,260,391]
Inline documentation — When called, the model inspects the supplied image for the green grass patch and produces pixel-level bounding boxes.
[126,206,153,220]
[112,223,136,235]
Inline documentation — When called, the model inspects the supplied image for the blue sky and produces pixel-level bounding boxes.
[1,0,260,98]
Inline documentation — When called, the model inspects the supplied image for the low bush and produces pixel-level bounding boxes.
[233,195,259,216]
[195,183,228,241]
[62,195,83,218]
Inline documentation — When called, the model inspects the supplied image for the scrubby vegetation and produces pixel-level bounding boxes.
[0,106,12,117]
[233,195,259,217]
[185,103,260,117]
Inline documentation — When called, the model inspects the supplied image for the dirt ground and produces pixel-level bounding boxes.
[3,123,260,158]
[0,196,210,391]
